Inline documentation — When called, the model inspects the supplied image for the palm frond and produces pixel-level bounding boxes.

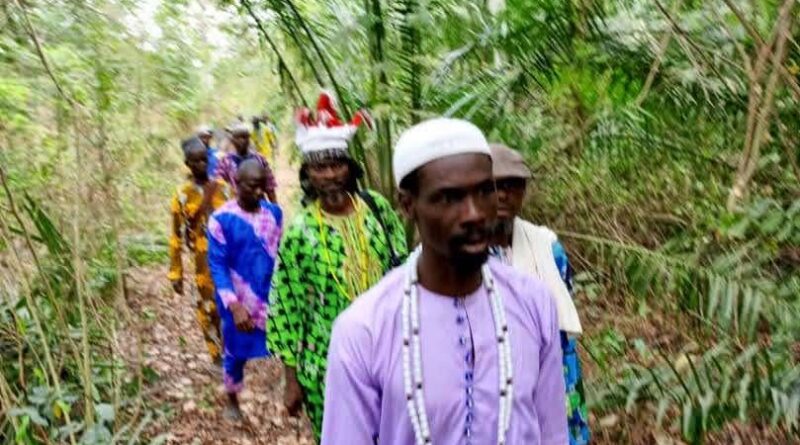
[390,0,422,124]
[239,0,308,106]
[593,340,800,440]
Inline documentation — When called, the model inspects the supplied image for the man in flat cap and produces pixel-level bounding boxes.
[196,125,221,178]
[490,143,589,445]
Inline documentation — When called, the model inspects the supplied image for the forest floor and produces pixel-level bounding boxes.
[119,150,314,444]
[121,265,314,445]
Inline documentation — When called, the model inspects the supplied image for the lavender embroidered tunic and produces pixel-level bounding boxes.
[322,258,568,445]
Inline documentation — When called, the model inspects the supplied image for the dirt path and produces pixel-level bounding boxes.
[120,150,313,444]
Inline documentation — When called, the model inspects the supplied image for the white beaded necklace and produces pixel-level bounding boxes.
[401,252,514,445]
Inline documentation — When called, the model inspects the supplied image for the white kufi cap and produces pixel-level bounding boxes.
[195,124,213,136]
[393,118,490,187]
[226,121,251,135]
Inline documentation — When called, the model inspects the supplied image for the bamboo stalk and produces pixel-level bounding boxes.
[652,0,739,99]
[0,363,21,433]
[722,0,800,101]
[12,0,76,107]
[11,0,87,376]
[259,0,326,88]
[364,0,393,194]
[282,0,351,117]
[240,0,309,106]
[111,319,122,433]
[635,27,674,107]
[70,113,95,431]
[0,167,77,445]
[727,0,796,210]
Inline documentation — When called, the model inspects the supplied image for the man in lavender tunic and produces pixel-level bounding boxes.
[322,118,568,444]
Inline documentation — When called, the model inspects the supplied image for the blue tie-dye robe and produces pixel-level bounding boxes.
[207,199,282,392]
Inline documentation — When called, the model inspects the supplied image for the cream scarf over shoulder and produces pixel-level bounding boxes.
[511,218,583,335]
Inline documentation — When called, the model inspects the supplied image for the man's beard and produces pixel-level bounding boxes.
[493,218,514,239]
[449,225,491,273]
[239,194,260,210]
[321,188,347,205]
[318,182,349,206]
[452,249,489,274]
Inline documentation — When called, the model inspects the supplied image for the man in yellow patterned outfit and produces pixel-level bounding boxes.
[168,136,231,364]
[252,113,279,163]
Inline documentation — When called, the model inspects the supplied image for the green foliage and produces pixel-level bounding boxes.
[594,341,799,443]
[566,200,800,439]
[583,327,628,374]
[232,0,800,441]
[125,234,169,268]
[2,0,798,442]
[0,0,272,441]
[0,192,141,443]
[0,75,31,129]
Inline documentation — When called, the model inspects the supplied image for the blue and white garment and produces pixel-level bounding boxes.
[207,199,283,393]
[207,146,221,178]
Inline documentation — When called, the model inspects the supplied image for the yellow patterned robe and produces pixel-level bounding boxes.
[252,123,278,161]
[168,179,230,362]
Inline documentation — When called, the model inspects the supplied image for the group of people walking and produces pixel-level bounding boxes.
[168,91,590,444]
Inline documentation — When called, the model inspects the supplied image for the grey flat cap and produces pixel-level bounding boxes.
[490,143,531,179]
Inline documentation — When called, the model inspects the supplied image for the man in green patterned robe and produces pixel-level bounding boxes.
[267,92,407,439]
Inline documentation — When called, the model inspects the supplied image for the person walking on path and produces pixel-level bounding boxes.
[489,142,590,445]
[215,122,278,203]
[196,124,222,178]
[252,112,279,165]
[267,92,406,440]
[168,136,230,365]
[207,159,283,420]
[321,118,568,445]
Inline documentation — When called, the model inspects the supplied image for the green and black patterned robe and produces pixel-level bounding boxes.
[267,190,407,439]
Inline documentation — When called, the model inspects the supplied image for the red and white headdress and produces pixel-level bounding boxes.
[295,91,373,161]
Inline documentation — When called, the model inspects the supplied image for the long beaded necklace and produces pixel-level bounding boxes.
[401,251,514,445]
[313,194,373,300]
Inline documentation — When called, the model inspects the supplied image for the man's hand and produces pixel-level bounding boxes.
[284,367,304,417]
[229,302,254,332]
[172,280,183,295]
